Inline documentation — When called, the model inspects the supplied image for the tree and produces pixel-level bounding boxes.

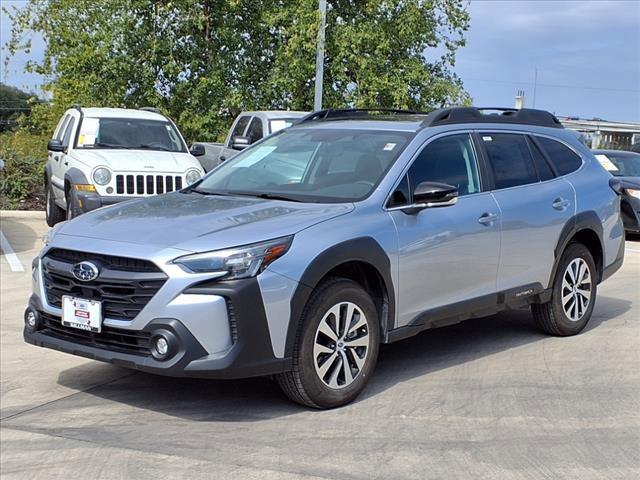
[0,83,37,132]
[4,0,470,141]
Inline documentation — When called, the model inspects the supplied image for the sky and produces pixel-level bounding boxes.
[1,0,639,122]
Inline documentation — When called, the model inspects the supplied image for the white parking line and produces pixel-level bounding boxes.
[0,229,25,272]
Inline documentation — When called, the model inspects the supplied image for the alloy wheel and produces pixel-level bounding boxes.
[561,258,592,322]
[313,302,370,389]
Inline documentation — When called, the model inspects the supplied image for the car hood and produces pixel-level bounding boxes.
[72,149,202,173]
[56,192,354,252]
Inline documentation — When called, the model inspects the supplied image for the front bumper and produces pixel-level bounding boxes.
[25,256,292,379]
[73,191,134,215]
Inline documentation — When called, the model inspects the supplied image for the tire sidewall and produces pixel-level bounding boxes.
[551,243,597,335]
[296,280,380,408]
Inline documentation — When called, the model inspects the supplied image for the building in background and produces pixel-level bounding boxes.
[512,91,640,150]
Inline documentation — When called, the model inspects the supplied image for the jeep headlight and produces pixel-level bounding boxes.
[627,188,640,200]
[173,236,293,279]
[93,167,112,185]
[185,169,202,186]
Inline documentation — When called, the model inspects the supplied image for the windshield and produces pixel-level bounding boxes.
[75,117,187,152]
[194,128,411,203]
[595,152,640,177]
[269,118,300,133]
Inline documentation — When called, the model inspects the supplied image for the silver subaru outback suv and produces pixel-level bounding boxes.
[24,107,625,408]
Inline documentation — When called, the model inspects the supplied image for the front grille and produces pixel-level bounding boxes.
[46,248,162,273]
[115,174,183,195]
[40,312,151,356]
[42,249,167,321]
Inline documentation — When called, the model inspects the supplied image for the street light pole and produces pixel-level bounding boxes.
[313,0,327,111]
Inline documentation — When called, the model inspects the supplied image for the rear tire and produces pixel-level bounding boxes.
[45,183,65,227]
[532,242,597,336]
[276,278,380,409]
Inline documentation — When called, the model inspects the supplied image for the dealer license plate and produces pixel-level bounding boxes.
[62,296,102,333]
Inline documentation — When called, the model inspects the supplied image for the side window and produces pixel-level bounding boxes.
[482,133,538,189]
[230,116,251,139]
[527,137,555,181]
[246,117,264,144]
[61,117,76,148]
[536,137,583,175]
[54,115,70,140]
[408,134,481,197]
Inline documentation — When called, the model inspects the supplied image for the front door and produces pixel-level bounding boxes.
[389,133,501,328]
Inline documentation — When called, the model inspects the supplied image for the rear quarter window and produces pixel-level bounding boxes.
[536,137,583,175]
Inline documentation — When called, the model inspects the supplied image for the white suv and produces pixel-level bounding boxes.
[45,107,205,226]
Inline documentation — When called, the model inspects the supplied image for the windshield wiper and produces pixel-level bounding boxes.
[92,142,127,149]
[131,144,172,151]
[228,191,302,202]
[188,187,233,196]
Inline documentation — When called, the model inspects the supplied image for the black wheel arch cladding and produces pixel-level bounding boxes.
[285,237,395,357]
[550,210,604,287]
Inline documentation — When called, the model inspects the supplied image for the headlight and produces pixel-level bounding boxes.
[93,167,112,185]
[185,169,202,186]
[173,236,293,279]
[627,188,640,200]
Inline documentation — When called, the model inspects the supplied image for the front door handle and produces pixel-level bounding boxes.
[478,212,499,225]
[552,198,570,211]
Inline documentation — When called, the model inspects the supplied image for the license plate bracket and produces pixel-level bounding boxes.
[61,295,102,333]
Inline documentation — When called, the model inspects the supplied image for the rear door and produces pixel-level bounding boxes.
[478,132,575,292]
[390,132,501,327]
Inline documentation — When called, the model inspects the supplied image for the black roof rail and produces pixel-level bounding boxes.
[421,107,563,129]
[71,104,82,112]
[298,108,426,124]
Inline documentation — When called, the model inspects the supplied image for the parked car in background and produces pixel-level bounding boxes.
[25,107,624,408]
[45,107,205,226]
[196,110,307,171]
[593,149,640,233]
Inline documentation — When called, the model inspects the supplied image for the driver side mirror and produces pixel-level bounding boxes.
[231,136,250,151]
[401,182,458,214]
[190,143,206,157]
[47,139,64,152]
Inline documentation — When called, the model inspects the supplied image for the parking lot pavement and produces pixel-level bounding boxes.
[1,211,639,480]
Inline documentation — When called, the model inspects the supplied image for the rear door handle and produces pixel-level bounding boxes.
[478,212,499,225]
[552,198,570,210]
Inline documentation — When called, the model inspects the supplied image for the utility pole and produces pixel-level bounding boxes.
[532,67,538,108]
[313,0,327,111]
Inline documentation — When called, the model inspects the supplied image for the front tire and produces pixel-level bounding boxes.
[45,183,65,227]
[532,242,597,336]
[276,278,380,408]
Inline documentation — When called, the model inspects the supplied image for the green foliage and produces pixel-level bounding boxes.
[0,128,48,208]
[5,0,470,141]
[0,83,37,132]
[2,0,470,208]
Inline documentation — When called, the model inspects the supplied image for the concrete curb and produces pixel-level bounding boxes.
[1,210,46,219]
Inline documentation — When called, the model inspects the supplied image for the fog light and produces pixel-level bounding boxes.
[24,308,40,332]
[155,337,168,356]
[150,331,177,361]
[106,187,114,194]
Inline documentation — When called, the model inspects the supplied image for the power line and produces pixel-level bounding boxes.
[464,77,639,93]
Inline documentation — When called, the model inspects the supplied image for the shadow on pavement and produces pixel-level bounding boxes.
[56,295,632,421]
[0,217,40,254]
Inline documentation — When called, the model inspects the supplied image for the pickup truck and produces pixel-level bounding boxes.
[196,110,307,171]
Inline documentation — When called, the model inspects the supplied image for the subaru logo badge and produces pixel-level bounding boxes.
[72,261,100,282]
